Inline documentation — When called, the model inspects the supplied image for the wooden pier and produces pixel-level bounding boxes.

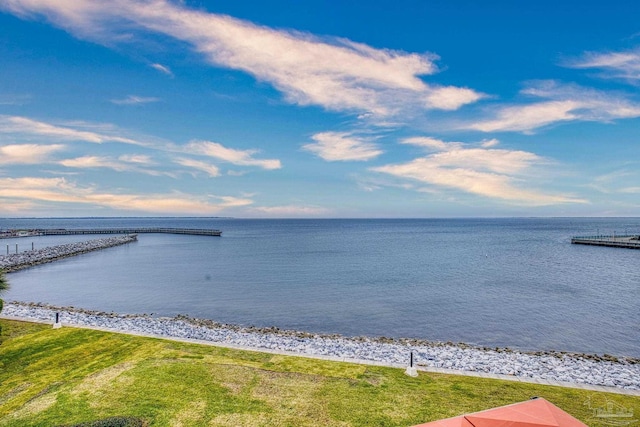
[5,228,221,238]
[571,235,640,249]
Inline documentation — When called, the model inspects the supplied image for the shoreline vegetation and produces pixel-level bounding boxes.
[0,235,137,272]
[4,301,639,393]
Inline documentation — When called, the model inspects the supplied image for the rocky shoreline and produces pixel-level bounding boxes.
[2,301,639,391]
[0,235,137,272]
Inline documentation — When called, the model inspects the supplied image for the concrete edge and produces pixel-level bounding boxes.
[2,314,639,397]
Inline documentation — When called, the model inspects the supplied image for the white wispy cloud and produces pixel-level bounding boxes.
[480,138,500,148]
[463,81,640,133]
[111,95,160,105]
[401,136,463,151]
[118,154,154,164]
[0,0,483,119]
[251,205,330,217]
[423,86,483,111]
[373,136,587,205]
[589,170,640,195]
[303,132,383,161]
[619,186,640,193]
[174,157,220,177]
[0,114,281,175]
[467,100,580,133]
[0,199,36,214]
[0,176,253,214]
[0,93,31,105]
[150,62,173,76]
[59,155,165,176]
[0,115,142,144]
[60,156,129,171]
[565,49,640,82]
[185,140,281,170]
[0,143,65,164]
[354,174,413,192]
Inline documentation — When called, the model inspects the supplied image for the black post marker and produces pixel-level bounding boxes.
[53,312,61,329]
[405,350,418,377]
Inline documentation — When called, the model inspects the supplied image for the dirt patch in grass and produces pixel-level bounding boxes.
[0,319,49,343]
[267,355,366,379]
[6,391,57,420]
[207,364,260,396]
[167,399,206,427]
[73,362,136,396]
[0,382,31,407]
[208,412,275,427]
[250,369,336,424]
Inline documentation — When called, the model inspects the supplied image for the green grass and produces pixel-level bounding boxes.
[0,319,638,426]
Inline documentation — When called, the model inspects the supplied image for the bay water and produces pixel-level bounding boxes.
[2,217,639,357]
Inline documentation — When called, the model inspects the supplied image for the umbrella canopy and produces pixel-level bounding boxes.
[412,398,588,427]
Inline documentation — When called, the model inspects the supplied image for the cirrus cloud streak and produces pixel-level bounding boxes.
[59,155,167,176]
[184,140,281,170]
[0,114,143,145]
[0,176,253,215]
[250,205,331,217]
[0,0,483,119]
[374,136,586,205]
[111,95,160,105]
[303,132,383,161]
[463,81,640,133]
[565,49,640,82]
[173,157,220,178]
[0,143,65,164]
[0,114,282,175]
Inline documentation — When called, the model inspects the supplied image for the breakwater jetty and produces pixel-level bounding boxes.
[0,235,137,272]
[571,235,640,249]
[1,227,221,238]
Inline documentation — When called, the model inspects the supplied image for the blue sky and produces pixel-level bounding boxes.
[0,0,639,217]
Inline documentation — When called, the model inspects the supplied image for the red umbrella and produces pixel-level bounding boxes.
[412,398,588,427]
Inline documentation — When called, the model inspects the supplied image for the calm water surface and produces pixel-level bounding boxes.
[2,217,639,357]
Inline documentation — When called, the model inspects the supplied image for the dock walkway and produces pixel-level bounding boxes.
[3,228,221,238]
[571,235,640,249]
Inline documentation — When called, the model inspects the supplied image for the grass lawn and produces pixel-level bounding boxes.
[0,319,638,426]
